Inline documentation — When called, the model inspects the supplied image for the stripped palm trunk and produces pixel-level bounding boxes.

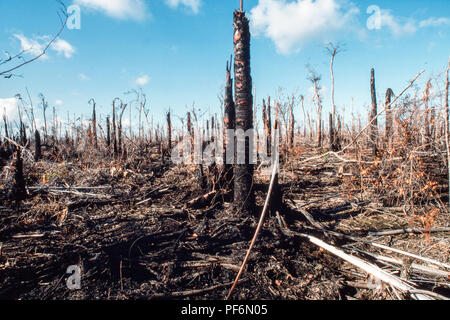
[223,59,235,184]
[369,68,378,157]
[233,9,254,214]
[385,88,394,151]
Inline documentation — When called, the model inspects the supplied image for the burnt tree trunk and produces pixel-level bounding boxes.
[34,130,41,162]
[369,68,378,156]
[233,10,254,215]
[385,88,394,150]
[112,99,118,157]
[91,99,98,148]
[223,59,235,185]
[167,111,172,150]
[187,112,193,162]
[11,149,27,204]
[106,116,111,148]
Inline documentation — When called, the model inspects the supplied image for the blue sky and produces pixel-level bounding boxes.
[0,0,449,132]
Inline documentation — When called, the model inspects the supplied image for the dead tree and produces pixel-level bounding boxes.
[89,98,98,148]
[106,116,111,147]
[233,9,254,215]
[34,130,41,162]
[369,68,378,156]
[326,43,342,151]
[167,111,172,150]
[308,69,323,148]
[300,95,306,138]
[223,59,235,184]
[422,80,433,150]
[39,94,49,142]
[262,97,272,156]
[385,88,394,150]
[118,104,128,156]
[112,98,121,157]
[289,97,295,149]
[0,2,68,79]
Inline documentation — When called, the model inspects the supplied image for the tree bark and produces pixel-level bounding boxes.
[233,10,254,215]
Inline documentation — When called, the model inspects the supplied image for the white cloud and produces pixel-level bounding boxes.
[134,75,150,86]
[51,39,76,58]
[74,0,149,21]
[13,34,75,59]
[55,100,63,106]
[376,10,417,37]
[13,34,48,59]
[0,98,20,122]
[249,0,359,55]
[165,0,202,14]
[419,17,450,28]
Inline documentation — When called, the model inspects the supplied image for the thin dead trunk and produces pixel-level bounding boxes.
[369,68,378,156]
[385,88,394,151]
[223,59,235,184]
[167,111,172,150]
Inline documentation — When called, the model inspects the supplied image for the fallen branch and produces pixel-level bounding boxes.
[368,227,450,237]
[151,279,247,299]
[226,146,280,300]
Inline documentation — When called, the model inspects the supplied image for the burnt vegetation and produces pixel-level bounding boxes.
[0,4,449,301]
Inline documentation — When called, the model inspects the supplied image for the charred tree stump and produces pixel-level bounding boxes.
[34,130,41,162]
[369,68,378,157]
[233,9,254,215]
[385,88,394,151]
[223,59,236,186]
[10,149,27,204]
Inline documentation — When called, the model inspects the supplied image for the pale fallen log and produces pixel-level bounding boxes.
[322,228,450,271]
[368,241,450,271]
[368,227,450,237]
[299,233,434,300]
[350,247,449,278]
